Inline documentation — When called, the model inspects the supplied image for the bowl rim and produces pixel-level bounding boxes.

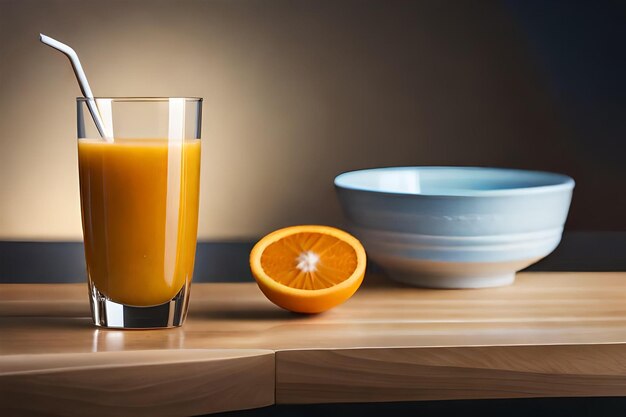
[334,166,575,197]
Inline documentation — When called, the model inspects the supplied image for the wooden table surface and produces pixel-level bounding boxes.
[1,272,626,416]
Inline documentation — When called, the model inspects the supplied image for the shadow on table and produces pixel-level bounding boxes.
[1,316,92,330]
[192,308,304,321]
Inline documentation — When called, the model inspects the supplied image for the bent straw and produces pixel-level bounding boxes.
[40,34,112,141]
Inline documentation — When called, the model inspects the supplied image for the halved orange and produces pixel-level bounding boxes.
[250,225,367,313]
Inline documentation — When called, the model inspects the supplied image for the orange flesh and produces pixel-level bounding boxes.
[260,232,358,290]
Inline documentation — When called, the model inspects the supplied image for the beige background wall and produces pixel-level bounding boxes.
[0,0,619,240]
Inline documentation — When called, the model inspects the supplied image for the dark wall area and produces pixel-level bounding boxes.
[505,0,626,230]
[2,233,624,283]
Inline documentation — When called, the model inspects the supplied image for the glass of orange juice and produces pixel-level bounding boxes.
[77,97,202,328]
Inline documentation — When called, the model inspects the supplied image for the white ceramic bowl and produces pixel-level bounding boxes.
[335,167,574,288]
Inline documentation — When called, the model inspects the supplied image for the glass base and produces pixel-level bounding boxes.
[88,282,190,329]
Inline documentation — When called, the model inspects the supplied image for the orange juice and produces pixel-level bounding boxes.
[78,138,201,306]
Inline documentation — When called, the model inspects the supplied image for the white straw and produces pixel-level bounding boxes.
[40,34,113,141]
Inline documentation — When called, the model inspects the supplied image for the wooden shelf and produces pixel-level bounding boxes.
[2,272,626,415]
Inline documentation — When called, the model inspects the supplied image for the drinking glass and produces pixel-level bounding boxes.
[77,97,202,328]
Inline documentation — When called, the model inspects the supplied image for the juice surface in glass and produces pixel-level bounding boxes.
[78,138,201,307]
